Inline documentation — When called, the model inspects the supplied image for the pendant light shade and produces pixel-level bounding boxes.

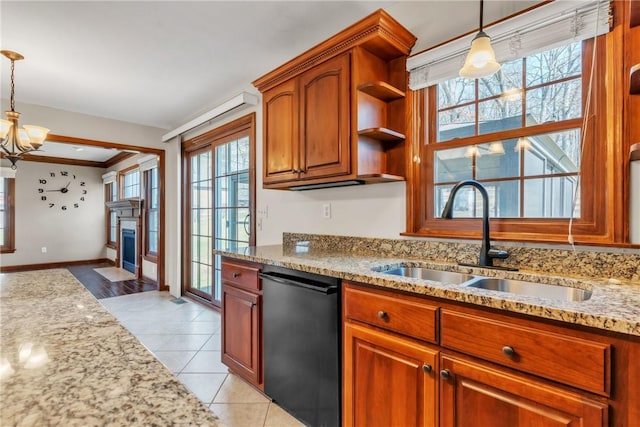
[459,0,501,79]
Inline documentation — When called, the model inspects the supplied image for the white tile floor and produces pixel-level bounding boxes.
[99,291,304,427]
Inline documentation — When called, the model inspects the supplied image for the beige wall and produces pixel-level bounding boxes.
[0,161,106,266]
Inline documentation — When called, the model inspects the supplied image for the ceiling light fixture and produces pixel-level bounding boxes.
[0,50,49,169]
[459,0,501,79]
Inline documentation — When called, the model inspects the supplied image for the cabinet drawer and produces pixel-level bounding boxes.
[221,260,261,292]
[440,310,610,395]
[344,285,438,344]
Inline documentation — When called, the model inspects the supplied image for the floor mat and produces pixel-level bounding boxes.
[93,267,137,282]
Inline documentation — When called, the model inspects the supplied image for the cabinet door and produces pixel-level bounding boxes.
[221,284,261,386]
[440,354,607,427]
[298,53,351,180]
[263,78,299,185]
[344,322,438,427]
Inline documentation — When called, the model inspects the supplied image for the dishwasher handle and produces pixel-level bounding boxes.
[259,272,338,294]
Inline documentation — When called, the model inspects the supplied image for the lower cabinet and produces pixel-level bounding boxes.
[221,258,263,389]
[439,354,607,427]
[343,322,438,427]
[343,282,623,427]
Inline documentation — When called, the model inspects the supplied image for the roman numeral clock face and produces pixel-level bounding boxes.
[37,171,88,211]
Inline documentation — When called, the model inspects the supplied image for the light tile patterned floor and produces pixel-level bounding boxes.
[100,291,304,427]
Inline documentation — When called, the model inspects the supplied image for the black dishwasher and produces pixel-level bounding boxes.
[260,265,341,427]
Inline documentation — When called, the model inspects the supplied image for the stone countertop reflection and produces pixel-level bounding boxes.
[218,244,640,337]
[0,269,222,427]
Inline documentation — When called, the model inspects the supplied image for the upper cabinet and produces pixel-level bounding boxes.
[253,9,416,190]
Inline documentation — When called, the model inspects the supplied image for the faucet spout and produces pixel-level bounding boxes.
[441,179,509,268]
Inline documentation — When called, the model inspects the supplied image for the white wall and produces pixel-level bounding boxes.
[0,161,105,266]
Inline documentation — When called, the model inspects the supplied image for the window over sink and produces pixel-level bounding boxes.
[407,32,627,245]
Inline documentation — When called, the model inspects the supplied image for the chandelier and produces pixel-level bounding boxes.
[0,50,49,169]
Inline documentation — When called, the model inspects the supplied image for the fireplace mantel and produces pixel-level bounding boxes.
[106,199,141,217]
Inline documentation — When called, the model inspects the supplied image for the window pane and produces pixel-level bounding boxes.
[216,144,227,176]
[526,79,581,125]
[476,139,520,180]
[437,105,475,142]
[478,59,522,100]
[478,94,522,134]
[524,177,579,218]
[438,77,475,109]
[435,182,519,218]
[237,137,250,171]
[434,147,473,183]
[526,42,582,86]
[522,129,581,176]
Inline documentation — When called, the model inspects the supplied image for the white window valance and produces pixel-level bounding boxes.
[102,171,118,184]
[137,154,158,172]
[408,0,611,90]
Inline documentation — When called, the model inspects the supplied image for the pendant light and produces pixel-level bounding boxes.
[459,0,501,79]
[0,50,50,169]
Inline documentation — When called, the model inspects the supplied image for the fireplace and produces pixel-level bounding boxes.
[122,229,136,273]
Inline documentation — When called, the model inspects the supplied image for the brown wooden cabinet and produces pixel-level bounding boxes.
[263,53,351,186]
[254,10,417,189]
[343,322,438,427]
[439,354,608,427]
[344,281,640,427]
[343,284,439,427]
[221,258,263,389]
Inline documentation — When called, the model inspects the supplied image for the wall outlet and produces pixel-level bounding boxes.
[322,203,332,219]
[41,247,47,253]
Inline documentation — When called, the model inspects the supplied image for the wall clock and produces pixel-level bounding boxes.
[37,170,88,211]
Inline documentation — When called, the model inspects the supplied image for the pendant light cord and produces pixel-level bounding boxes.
[479,0,484,32]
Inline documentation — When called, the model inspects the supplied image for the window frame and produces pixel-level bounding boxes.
[119,165,140,200]
[0,177,15,254]
[144,167,159,261]
[105,180,118,249]
[406,36,622,245]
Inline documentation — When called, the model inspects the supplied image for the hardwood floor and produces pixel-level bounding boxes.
[66,261,157,299]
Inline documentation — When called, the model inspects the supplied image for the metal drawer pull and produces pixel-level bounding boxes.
[422,364,432,373]
[377,310,387,319]
[439,369,451,380]
[233,272,241,278]
[502,346,516,357]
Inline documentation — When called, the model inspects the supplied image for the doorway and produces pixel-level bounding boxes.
[183,114,256,308]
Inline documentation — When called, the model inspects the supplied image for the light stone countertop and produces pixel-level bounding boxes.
[0,269,223,427]
[219,244,640,337]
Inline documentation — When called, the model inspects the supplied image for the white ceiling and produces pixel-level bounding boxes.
[1,0,539,161]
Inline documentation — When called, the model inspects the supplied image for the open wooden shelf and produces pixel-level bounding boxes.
[631,63,640,95]
[358,127,405,141]
[357,81,405,101]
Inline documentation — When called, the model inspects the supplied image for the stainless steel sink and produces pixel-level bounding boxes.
[462,277,592,302]
[382,267,476,285]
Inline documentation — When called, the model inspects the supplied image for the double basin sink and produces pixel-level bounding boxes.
[380,266,592,302]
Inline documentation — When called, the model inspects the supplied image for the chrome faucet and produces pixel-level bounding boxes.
[441,179,511,268]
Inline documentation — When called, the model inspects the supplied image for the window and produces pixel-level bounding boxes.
[121,168,140,199]
[409,37,616,244]
[145,167,159,258]
[0,177,15,253]
[105,181,118,247]
[434,42,582,219]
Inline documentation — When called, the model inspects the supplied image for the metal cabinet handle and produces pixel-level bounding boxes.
[439,369,451,380]
[422,364,432,373]
[232,272,241,278]
[377,310,387,319]
[502,346,516,357]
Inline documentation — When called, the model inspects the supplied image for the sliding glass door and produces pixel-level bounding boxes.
[184,115,255,307]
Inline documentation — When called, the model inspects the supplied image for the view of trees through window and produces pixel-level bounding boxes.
[433,42,583,219]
